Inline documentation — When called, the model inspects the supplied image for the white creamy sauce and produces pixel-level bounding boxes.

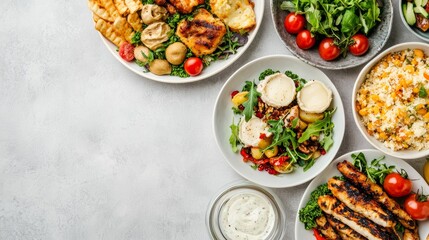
[257,73,296,108]
[219,190,276,240]
[297,80,332,113]
[238,116,271,147]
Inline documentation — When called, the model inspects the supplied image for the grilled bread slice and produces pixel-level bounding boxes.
[337,161,416,229]
[176,9,226,56]
[318,195,399,240]
[209,0,256,32]
[328,177,395,228]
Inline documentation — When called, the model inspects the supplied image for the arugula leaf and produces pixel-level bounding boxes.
[229,119,240,153]
[267,118,285,143]
[242,81,260,121]
[419,86,428,98]
[259,69,280,80]
[298,108,335,145]
[131,31,142,45]
[285,70,307,91]
[341,9,360,34]
[352,152,395,185]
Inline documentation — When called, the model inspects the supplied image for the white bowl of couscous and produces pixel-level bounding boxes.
[353,42,429,160]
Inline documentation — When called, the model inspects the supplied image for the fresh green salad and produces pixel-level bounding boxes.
[229,69,335,175]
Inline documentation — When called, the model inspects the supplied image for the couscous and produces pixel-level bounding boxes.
[356,49,429,151]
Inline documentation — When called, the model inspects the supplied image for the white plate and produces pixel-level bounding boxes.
[99,2,264,84]
[213,55,345,188]
[352,42,429,159]
[295,149,429,240]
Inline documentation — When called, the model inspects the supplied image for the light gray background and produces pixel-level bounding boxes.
[0,1,427,239]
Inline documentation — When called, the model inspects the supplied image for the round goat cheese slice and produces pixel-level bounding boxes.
[257,73,296,108]
[297,80,332,113]
[238,116,272,147]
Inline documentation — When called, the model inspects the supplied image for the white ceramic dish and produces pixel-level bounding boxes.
[352,42,429,159]
[99,2,264,84]
[295,149,429,240]
[213,55,345,188]
[399,0,429,43]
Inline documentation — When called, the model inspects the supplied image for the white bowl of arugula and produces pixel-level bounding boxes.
[213,55,345,188]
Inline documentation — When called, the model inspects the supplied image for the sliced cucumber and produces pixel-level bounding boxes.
[415,0,423,7]
[415,5,429,17]
[405,2,417,25]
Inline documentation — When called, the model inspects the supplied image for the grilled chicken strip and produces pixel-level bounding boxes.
[337,160,416,229]
[328,177,395,228]
[176,9,226,56]
[325,214,366,240]
[404,226,420,240]
[315,215,341,240]
[318,195,399,240]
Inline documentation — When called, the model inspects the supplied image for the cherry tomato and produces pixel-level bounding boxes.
[284,13,306,34]
[184,57,203,76]
[296,30,316,49]
[383,172,412,197]
[349,34,370,56]
[404,193,429,221]
[318,38,341,61]
[119,42,135,62]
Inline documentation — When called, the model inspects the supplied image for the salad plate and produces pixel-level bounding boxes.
[295,149,429,239]
[213,55,345,188]
[270,0,393,70]
[98,1,264,84]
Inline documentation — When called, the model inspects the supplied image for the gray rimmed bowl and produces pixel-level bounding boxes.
[271,0,393,70]
[399,0,429,42]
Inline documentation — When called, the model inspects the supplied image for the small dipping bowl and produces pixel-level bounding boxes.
[206,181,285,240]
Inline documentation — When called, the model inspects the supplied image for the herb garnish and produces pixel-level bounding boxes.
[242,81,260,121]
[259,69,280,80]
[299,183,332,230]
[229,119,240,153]
[299,108,336,151]
[419,86,428,98]
[352,152,395,184]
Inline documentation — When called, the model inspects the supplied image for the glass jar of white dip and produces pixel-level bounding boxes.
[206,181,285,240]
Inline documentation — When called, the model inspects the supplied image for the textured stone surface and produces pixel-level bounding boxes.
[0,1,426,239]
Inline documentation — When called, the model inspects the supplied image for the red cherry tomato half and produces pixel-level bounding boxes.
[404,193,429,221]
[349,34,370,56]
[318,38,341,61]
[383,172,412,198]
[184,57,203,76]
[284,13,306,34]
[119,42,135,62]
[296,30,316,49]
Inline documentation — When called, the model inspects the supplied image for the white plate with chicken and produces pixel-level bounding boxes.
[87,0,263,83]
[295,149,429,240]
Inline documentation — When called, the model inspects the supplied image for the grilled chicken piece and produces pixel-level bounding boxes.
[328,177,395,228]
[169,0,204,13]
[176,9,226,56]
[337,161,416,230]
[315,215,341,240]
[404,226,420,240]
[318,195,399,240]
[325,214,366,240]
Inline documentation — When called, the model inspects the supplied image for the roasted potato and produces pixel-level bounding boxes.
[250,147,264,160]
[299,110,324,123]
[264,145,278,158]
